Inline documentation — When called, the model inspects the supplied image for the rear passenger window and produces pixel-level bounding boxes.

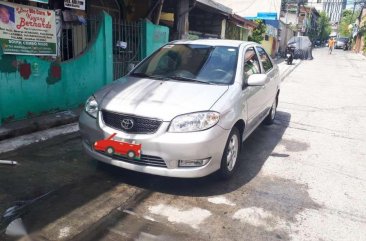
[256,47,273,73]
[244,47,261,80]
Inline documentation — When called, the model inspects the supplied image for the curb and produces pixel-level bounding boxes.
[280,60,302,82]
[0,109,81,141]
[0,123,79,155]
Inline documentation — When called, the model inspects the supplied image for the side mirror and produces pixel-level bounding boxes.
[127,63,136,72]
[247,74,267,86]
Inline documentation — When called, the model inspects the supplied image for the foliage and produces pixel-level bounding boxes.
[307,28,318,42]
[317,12,331,41]
[339,9,359,37]
[248,20,266,43]
[226,21,246,40]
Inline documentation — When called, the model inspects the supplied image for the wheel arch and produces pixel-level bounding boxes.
[233,119,245,143]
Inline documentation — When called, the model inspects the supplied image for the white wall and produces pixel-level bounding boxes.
[306,0,323,13]
[280,12,298,25]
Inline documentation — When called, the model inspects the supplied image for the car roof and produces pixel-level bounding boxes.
[171,39,254,47]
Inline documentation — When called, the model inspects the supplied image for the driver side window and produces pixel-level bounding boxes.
[243,47,261,82]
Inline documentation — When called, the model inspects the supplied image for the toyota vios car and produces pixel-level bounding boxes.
[79,39,280,179]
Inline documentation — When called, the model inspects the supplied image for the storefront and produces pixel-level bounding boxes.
[0,0,171,125]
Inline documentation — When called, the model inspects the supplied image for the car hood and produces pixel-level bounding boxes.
[96,77,229,121]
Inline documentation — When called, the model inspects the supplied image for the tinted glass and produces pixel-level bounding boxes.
[244,47,261,80]
[132,44,238,84]
[256,47,273,73]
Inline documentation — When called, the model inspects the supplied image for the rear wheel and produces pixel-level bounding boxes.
[218,127,241,179]
[106,147,115,155]
[264,95,278,125]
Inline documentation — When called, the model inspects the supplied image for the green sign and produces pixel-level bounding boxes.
[0,1,56,55]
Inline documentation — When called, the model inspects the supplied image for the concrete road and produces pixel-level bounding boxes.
[1,48,366,241]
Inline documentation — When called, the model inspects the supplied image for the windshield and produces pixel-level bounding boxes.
[131,44,238,85]
[338,38,348,42]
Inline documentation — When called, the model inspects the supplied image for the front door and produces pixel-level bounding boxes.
[255,46,277,111]
[242,47,268,132]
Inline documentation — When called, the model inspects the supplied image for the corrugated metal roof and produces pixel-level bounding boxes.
[196,0,233,15]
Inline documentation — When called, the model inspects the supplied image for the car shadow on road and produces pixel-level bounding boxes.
[0,111,290,239]
[99,111,291,197]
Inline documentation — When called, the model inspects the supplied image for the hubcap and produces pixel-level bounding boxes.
[128,152,134,158]
[271,98,277,120]
[227,134,239,171]
[107,148,113,154]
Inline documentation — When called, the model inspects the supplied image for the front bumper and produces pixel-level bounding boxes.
[79,111,230,178]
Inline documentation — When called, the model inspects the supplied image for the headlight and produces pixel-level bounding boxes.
[85,96,98,118]
[168,111,220,133]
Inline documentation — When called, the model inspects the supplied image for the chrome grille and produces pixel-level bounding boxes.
[98,151,167,168]
[102,110,162,134]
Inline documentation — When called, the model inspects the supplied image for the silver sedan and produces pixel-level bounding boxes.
[79,39,280,179]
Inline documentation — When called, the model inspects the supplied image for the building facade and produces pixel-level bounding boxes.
[307,0,347,23]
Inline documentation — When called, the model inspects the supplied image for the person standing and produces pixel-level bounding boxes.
[328,38,335,54]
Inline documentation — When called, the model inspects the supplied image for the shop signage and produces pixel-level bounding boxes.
[64,0,86,11]
[0,1,56,55]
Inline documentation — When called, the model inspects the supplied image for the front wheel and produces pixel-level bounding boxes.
[218,127,241,179]
[127,151,136,159]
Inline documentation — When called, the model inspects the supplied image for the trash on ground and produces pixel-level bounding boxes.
[2,191,53,222]
[0,160,18,166]
[5,218,27,237]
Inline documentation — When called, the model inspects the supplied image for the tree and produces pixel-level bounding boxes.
[339,9,359,37]
[248,20,266,43]
[317,12,331,41]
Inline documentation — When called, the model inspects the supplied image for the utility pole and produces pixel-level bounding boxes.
[297,0,301,36]
[174,0,190,40]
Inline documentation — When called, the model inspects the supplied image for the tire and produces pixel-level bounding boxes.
[218,127,241,180]
[106,147,115,155]
[127,151,136,159]
[264,95,278,125]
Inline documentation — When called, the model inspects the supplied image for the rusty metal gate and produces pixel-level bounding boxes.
[86,18,143,80]
[112,20,143,80]
[60,16,143,80]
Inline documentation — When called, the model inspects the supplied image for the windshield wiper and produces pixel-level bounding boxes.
[129,73,168,80]
[168,76,214,85]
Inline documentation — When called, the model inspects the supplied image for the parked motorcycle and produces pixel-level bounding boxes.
[343,41,350,51]
[314,40,321,48]
[286,46,295,65]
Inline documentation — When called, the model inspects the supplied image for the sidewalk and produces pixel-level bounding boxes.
[275,58,302,81]
[0,109,81,154]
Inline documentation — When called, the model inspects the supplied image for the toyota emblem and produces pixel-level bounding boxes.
[121,118,134,130]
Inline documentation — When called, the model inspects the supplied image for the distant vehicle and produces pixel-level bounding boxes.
[335,37,349,49]
[287,36,313,60]
[94,133,142,159]
[314,40,321,48]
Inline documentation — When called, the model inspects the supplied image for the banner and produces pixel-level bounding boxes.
[64,0,86,11]
[0,1,56,55]
[29,0,49,4]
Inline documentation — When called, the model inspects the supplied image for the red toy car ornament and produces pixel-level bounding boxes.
[94,133,141,159]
